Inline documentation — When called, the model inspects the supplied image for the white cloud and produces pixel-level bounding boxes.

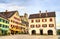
[0,3,26,11]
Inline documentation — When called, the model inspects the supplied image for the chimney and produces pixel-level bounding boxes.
[46,10,47,16]
[5,10,8,14]
[39,10,41,17]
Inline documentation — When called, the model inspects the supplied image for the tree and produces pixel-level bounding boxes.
[57,29,60,35]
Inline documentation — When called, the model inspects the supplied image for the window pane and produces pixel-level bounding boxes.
[3,20,5,22]
[50,18,52,22]
[36,20,40,22]
[0,24,1,27]
[31,20,34,23]
[30,25,34,28]
[42,24,47,27]
[36,24,40,28]
[0,18,1,22]
[49,24,54,27]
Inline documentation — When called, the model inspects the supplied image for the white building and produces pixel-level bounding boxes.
[28,10,56,35]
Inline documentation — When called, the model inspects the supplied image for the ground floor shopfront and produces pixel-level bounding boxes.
[29,28,56,35]
[10,28,22,35]
[0,28,10,35]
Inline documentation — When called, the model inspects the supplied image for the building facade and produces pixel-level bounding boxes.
[20,13,28,33]
[8,11,21,34]
[29,11,56,35]
[0,15,10,35]
[0,10,21,34]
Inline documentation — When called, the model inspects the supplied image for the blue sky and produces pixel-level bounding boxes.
[0,0,60,29]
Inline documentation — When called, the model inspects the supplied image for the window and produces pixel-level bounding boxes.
[31,20,34,23]
[42,19,44,22]
[45,19,47,22]
[50,18,52,22]
[11,25,13,28]
[11,20,12,22]
[36,24,40,28]
[16,26,18,29]
[6,21,7,23]
[3,20,5,22]
[5,25,9,28]
[30,25,34,28]
[7,22,9,24]
[0,24,1,27]
[36,19,40,22]
[14,17,20,21]
[49,24,54,27]
[3,25,4,28]
[6,26,9,28]
[42,19,47,22]
[0,18,1,22]
[42,24,47,27]
[5,25,6,28]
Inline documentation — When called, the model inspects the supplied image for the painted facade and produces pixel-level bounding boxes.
[0,17,10,35]
[0,10,22,34]
[7,11,21,34]
[29,11,56,35]
[20,13,28,33]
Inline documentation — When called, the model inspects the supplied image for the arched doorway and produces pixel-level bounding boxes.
[32,30,36,35]
[48,30,53,35]
[40,29,43,35]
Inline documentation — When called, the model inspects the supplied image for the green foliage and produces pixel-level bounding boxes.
[57,29,60,35]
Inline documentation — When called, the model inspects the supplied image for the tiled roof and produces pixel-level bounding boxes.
[29,12,56,19]
[0,14,7,19]
[0,11,17,19]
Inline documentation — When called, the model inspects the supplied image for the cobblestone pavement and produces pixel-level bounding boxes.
[0,34,59,39]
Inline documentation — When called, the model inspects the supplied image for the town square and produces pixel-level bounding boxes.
[0,0,60,39]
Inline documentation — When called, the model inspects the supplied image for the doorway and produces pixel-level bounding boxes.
[40,29,43,35]
[32,30,36,35]
[48,30,53,35]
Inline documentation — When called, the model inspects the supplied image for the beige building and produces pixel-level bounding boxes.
[20,13,28,33]
[29,10,56,35]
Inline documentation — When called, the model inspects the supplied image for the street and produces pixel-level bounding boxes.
[0,34,59,39]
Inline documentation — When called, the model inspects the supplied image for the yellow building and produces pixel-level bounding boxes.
[0,10,22,34]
